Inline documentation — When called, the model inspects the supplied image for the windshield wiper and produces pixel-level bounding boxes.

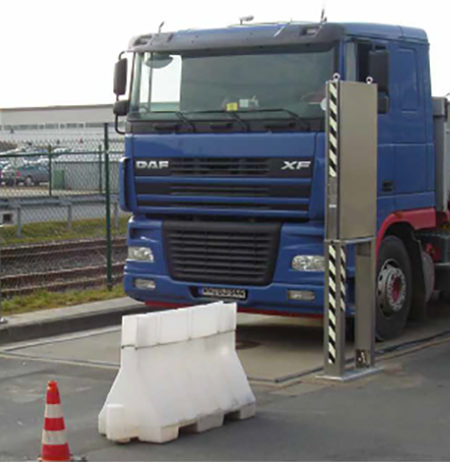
[241,108,311,131]
[142,110,195,132]
[175,111,196,131]
[183,110,249,132]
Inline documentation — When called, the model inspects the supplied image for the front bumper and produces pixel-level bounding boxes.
[124,271,325,316]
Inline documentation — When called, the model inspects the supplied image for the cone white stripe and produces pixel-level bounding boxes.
[42,429,68,445]
[44,404,64,419]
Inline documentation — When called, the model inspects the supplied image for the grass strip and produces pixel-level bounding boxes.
[1,216,129,245]
[2,285,125,315]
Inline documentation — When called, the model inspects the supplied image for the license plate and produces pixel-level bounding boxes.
[200,287,247,300]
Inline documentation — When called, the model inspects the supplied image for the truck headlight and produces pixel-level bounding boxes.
[291,255,325,271]
[288,290,315,301]
[134,278,156,290]
[128,246,154,262]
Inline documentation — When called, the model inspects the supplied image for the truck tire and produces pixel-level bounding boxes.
[376,236,412,340]
[440,291,450,303]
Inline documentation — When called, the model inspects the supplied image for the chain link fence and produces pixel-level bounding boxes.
[0,124,128,317]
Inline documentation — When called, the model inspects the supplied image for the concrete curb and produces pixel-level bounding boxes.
[0,297,148,346]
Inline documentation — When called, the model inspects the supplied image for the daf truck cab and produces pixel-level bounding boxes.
[114,22,450,340]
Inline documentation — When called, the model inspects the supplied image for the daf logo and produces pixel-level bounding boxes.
[135,160,169,170]
[281,160,311,170]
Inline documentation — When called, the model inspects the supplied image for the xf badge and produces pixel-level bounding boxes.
[281,160,311,170]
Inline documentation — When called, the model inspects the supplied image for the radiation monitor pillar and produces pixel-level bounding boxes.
[322,76,378,380]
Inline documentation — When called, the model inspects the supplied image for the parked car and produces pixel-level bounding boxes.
[2,161,49,186]
[0,160,10,182]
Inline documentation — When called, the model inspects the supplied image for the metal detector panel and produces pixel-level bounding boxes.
[326,81,377,241]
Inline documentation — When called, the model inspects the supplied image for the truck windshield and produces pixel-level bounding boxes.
[129,47,335,124]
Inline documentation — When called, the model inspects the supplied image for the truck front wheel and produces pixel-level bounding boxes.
[376,236,412,340]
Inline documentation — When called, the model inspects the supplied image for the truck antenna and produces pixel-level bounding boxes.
[239,15,254,25]
[158,21,165,33]
[320,1,327,23]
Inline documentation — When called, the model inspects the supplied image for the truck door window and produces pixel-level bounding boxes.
[357,43,372,82]
[397,48,419,110]
[356,42,390,113]
[344,42,357,81]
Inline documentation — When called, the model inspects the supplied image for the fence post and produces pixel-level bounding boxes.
[104,123,113,291]
[113,200,119,230]
[67,201,73,231]
[15,204,22,238]
[48,148,53,198]
[98,144,103,194]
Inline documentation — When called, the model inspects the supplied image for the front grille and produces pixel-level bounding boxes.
[163,220,280,285]
[134,156,313,218]
[167,158,270,176]
[136,182,310,198]
[170,184,270,197]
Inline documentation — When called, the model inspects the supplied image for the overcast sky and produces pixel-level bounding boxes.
[1,0,449,108]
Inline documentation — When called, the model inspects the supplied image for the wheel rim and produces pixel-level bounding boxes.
[377,258,407,317]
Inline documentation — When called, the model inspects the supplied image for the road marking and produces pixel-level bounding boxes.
[1,326,121,353]
[0,326,121,370]
[0,351,119,370]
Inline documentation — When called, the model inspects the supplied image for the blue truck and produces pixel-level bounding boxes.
[113,21,450,340]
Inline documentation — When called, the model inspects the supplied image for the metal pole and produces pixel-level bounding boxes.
[323,76,347,378]
[16,205,22,238]
[67,201,73,231]
[48,149,53,198]
[113,200,119,230]
[321,78,379,381]
[104,123,113,291]
[354,239,376,369]
[98,144,103,194]
[323,240,347,377]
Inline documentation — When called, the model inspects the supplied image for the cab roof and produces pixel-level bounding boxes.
[129,22,428,53]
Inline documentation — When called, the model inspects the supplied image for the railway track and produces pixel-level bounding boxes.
[1,237,126,263]
[1,238,128,297]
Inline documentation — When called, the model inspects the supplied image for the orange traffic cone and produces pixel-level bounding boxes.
[39,380,72,462]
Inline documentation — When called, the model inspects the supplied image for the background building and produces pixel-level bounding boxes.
[0,104,117,148]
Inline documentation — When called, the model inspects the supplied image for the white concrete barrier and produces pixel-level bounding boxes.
[98,302,256,443]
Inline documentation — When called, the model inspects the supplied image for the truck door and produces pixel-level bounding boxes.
[345,40,394,225]
[390,44,429,210]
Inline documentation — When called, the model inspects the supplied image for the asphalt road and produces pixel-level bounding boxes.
[1,303,450,461]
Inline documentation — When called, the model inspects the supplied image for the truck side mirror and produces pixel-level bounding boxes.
[113,100,129,117]
[368,50,389,94]
[114,58,128,96]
